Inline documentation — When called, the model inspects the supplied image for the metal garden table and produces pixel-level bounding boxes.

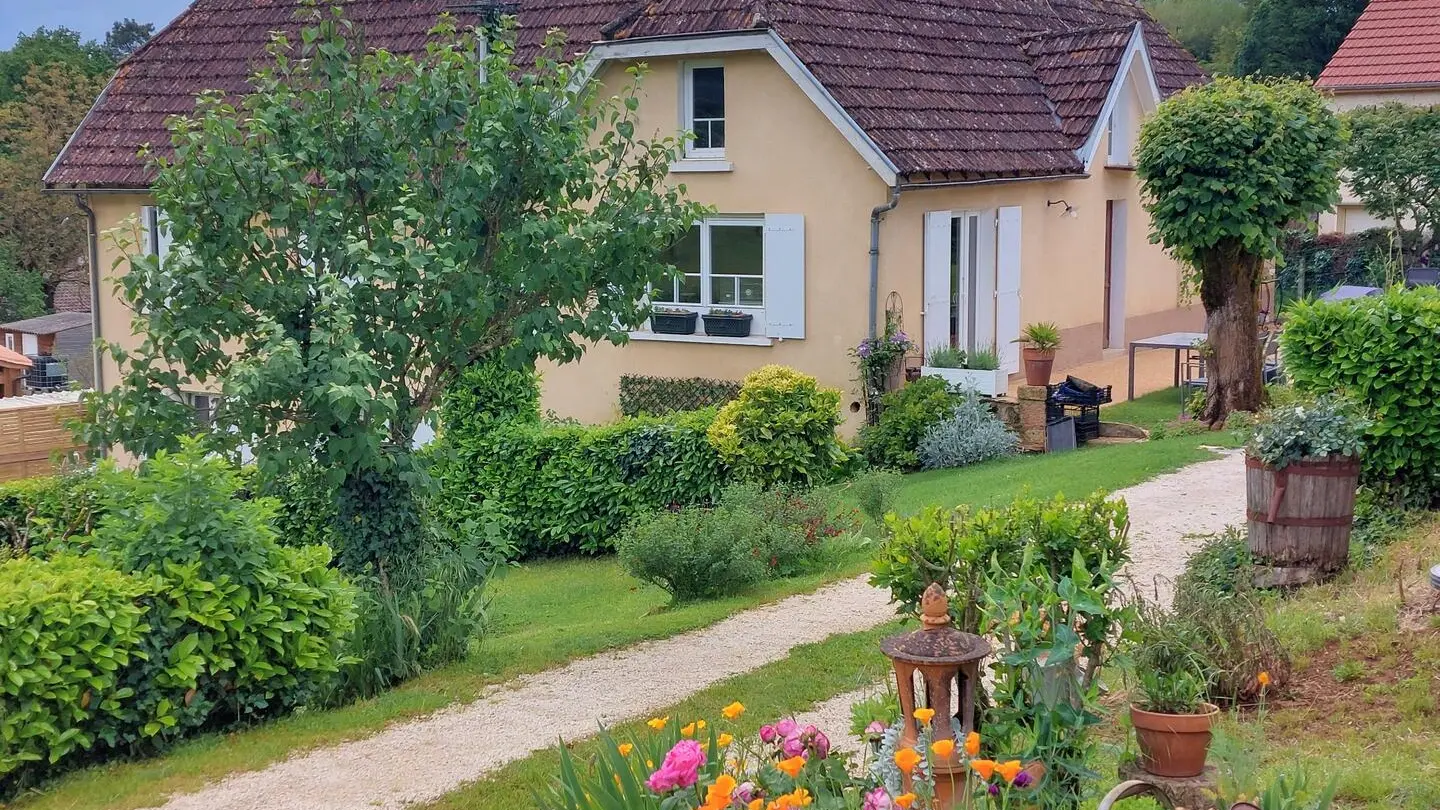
[1126,331,1206,401]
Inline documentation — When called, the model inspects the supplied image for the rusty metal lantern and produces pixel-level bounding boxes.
[880,583,991,807]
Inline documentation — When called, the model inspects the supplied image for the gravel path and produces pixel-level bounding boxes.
[144,451,1246,810]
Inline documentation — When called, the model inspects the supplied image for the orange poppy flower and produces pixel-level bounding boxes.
[913,708,936,724]
[717,733,734,748]
[617,743,633,756]
[749,801,764,810]
[965,731,981,757]
[1258,671,1271,688]
[971,759,997,780]
[701,775,738,810]
[894,793,917,809]
[777,755,807,778]
[930,739,956,758]
[894,747,923,773]
[722,701,747,719]
[997,760,1023,784]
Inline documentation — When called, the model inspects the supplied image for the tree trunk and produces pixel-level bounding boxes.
[1199,243,1264,427]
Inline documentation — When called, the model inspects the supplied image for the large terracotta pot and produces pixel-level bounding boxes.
[1131,703,1219,778]
[1021,347,1056,386]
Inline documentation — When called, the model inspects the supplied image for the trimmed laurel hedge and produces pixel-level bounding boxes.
[432,409,728,557]
[618,374,741,417]
[1283,286,1440,497]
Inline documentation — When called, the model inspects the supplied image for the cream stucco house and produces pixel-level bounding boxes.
[46,0,1205,431]
[1316,0,1440,234]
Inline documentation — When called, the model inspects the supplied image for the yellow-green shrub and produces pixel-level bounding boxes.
[707,365,848,486]
[0,554,150,785]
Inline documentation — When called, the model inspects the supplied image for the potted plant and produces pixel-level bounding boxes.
[702,308,753,338]
[1130,666,1219,778]
[1245,394,1370,582]
[650,307,697,335]
[1015,322,1061,386]
[920,343,1007,396]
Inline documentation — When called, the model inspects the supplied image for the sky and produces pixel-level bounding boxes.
[1,0,192,49]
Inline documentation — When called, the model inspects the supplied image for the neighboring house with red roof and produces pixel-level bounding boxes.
[1317,0,1440,234]
[46,0,1204,427]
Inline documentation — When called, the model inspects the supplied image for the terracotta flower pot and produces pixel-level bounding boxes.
[1131,703,1219,778]
[1021,347,1056,386]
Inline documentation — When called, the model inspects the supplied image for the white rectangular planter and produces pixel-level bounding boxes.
[920,366,1009,396]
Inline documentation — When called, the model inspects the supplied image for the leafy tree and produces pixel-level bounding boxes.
[0,27,112,103]
[1233,0,1366,78]
[82,10,704,574]
[1136,77,1343,425]
[0,63,106,307]
[1343,104,1440,262]
[1146,0,1250,75]
[103,19,156,61]
[0,239,46,322]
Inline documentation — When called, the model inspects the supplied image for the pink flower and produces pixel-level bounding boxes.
[645,739,706,793]
[811,730,831,759]
[863,787,894,810]
[774,718,798,738]
[735,782,758,803]
[781,734,807,758]
[865,721,888,735]
[759,724,778,744]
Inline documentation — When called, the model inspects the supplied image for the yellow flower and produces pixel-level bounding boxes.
[894,793,917,809]
[777,755,807,778]
[930,738,955,758]
[965,731,981,757]
[717,732,734,747]
[617,743,634,756]
[646,760,655,769]
[971,759,997,780]
[647,716,669,731]
[682,722,697,737]
[913,707,936,724]
[894,747,922,774]
[722,701,747,719]
[998,760,1023,784]
[1258,671,1272,688]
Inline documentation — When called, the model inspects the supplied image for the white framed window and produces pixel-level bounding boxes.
[182,392,218,428]
[682,61,725,158]
[3,334,12,351]
[654,217,764,308]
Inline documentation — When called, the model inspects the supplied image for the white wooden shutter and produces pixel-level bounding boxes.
[763,214,805,339]
[155,210,173,262]
[922,211,951,354]
[996,206,1023,374]
[975,210,998,352]
[140,205,157,256]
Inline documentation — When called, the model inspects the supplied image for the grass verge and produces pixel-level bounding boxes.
[12,430,1230,810]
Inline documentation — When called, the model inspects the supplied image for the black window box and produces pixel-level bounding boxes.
[702,312,754,338]
[651,310,698,335]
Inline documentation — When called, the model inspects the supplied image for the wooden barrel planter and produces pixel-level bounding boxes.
[1245,454,1360,585]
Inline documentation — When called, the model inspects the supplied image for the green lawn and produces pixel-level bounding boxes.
[11,428,1232,810]
[1103,385,1188,428]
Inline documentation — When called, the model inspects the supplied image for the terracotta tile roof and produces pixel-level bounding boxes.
[1318,0,1440,89]
[50,279,92,313]
[46,0,1203,188]
[1023,24,1133,151]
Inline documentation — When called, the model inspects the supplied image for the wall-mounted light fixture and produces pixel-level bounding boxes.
[1047,199,1078,219]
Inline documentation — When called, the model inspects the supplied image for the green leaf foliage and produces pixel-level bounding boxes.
[1233,0,1365,79]
[858,375,954,470]
[0,240,46,323]
[0,554,150,787]
[1282,286,1440,498]
[707,365,849,487]
[1246,393,1369,470]
[1343,104,1440,258]
[432,398,727,557]
[618,374,741,417]
[1136,77,1344,272]
[0,469,104,559]
[78,10,705,569]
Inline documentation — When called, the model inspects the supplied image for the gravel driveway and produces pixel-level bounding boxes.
[143,451,1246,810]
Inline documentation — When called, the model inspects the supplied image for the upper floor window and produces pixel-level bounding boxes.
[684,62,725,158]
[654,217,763,307]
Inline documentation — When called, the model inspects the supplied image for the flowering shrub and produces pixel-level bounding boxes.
[853,317,916,425]
[540,701,1037,810]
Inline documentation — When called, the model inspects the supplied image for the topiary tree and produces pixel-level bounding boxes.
[1136,77,1343,425]
[1343,103,1440,263]
[81,9,704,575]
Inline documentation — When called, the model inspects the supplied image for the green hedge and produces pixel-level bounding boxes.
[1283,286,1440,497]
[433,409,728,557]
[618,374,741,417]
[0,471,104,559]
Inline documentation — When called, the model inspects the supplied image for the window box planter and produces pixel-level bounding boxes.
[702,311,753,338]
[920,366,1008,396]
[651,310,698,335]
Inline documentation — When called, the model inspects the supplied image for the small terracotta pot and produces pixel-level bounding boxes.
[1131,703,1220,778]
[1021,347,1056,386]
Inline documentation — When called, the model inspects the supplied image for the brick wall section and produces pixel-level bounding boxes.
[1017,385,1049,452]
